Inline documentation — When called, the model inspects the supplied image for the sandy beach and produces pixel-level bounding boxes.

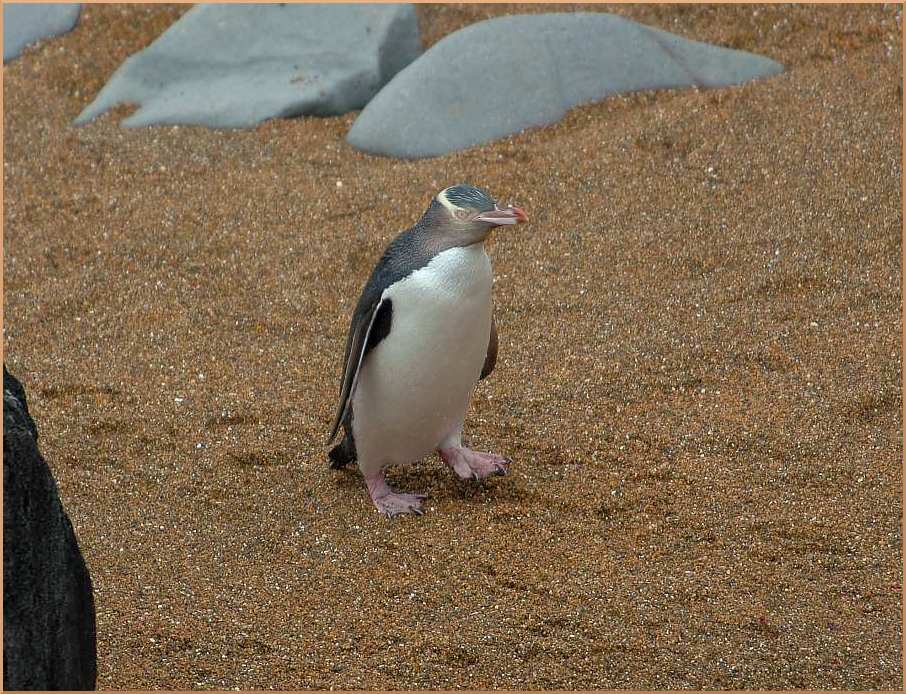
[3,3,902,689]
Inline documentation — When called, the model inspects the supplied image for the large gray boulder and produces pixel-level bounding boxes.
[347,12,785,159]
[3,3,81,63]
[74,3,422,128]
[3,366,97,690]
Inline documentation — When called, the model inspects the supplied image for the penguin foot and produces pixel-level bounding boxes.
[364,471,427,518]
[438,446,511,481]
[372,491,427,518]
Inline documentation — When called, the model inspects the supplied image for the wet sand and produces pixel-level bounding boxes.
[3,3,902,689]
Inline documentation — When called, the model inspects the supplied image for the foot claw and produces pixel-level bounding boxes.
[440,447,513,482]
[373,491,426,518]
[366,472,427,518]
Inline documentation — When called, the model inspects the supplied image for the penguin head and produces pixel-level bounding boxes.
[428,184,528,244]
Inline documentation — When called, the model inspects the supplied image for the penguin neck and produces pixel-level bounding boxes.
[417,201,491,251]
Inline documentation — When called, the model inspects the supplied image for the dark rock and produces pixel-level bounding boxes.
[3,366,97,690]
[74,3,422,128]
[347,12,784,158]
[3,3,81,63]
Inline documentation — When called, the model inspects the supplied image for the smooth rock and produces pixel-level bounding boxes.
[3,366,97,690]
[3,3,81,63]
[347,12,785,158]
[74,3,421,128]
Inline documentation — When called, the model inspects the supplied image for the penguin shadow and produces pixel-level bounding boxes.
[227,450,292,468]
[328,460,447,497]
[329,455,534,509]
[330,464,366,493]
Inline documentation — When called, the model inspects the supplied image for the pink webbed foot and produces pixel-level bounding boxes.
[372,491,427,518]
[438,446,511,481]
[364,471,427,518]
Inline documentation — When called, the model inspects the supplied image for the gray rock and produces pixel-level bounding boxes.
[3,3,81,63]
[74,3,421,128]
[347,12,785,159]
[3,366,97,690]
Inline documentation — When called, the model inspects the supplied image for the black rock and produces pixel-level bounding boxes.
[3,366,97,690]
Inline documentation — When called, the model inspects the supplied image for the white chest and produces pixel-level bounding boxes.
[352,244,494,466]
[388,243,493,311]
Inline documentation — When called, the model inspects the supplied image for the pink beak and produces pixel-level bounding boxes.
[475,205,529,226]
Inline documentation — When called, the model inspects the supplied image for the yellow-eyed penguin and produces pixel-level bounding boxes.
[326,184,528,517]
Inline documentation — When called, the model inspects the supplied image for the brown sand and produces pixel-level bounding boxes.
[3,3,902,690]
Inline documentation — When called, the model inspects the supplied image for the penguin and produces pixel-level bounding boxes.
[326,184,528,517]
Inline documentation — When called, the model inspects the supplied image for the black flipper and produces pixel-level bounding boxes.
[326,296,390,445]
[480,312,498,380]
[328,425,358,469]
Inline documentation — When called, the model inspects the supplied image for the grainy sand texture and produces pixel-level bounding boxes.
[3,3,902,690]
